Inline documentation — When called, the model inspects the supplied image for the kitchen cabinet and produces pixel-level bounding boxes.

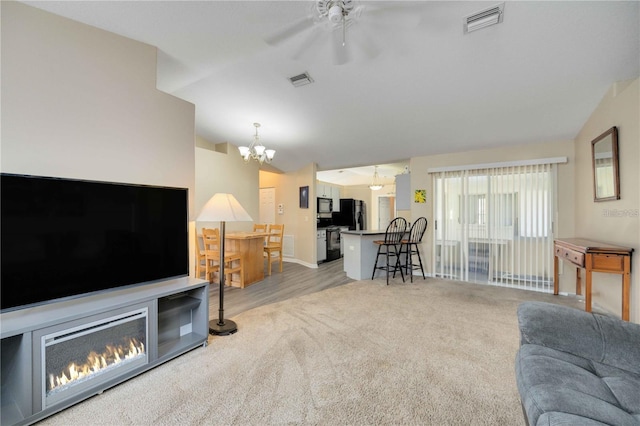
[331,186,341,211]
[395,174,411,210]
[316,229,327,262]
[316,182,330,198]
[339,227,349,256]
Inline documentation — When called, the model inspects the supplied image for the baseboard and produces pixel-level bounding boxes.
[283,258,318,269]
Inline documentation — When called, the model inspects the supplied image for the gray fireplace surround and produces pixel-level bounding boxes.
[1,277,209,426]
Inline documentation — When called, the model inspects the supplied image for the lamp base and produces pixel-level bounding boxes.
[209,319,238,336]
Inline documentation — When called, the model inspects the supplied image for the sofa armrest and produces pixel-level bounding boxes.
[517,301,640,375]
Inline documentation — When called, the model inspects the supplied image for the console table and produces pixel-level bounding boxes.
[553,238,633,321]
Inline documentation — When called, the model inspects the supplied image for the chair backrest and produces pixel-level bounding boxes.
[195,233,204,257]
[201,228,221,256]
[253,223,268,233]
[407,217,428,243]
[266,224,284,246]
[384,217,407,244]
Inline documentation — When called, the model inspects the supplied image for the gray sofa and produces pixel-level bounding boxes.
[515,301,640,426]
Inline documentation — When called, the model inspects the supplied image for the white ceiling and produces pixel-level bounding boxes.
[23,1,640,183]
[318,162,408,186]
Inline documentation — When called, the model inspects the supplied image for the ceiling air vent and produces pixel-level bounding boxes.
[464,3,504,34]
[289,72,314,88]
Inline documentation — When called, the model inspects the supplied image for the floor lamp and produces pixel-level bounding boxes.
[197,193,252,336]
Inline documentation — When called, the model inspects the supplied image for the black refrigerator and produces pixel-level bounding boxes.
[336,198,366,230]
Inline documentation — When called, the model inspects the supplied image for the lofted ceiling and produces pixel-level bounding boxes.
[22,1,640,182]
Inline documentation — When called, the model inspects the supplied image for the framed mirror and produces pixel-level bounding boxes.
[591,126,620,202]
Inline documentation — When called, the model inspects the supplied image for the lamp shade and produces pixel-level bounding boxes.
[196,193,253,222]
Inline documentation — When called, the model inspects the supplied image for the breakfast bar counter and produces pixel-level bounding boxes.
[341,230,388,280]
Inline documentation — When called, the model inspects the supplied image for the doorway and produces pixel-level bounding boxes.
[432,163,556,291]
[377,196,395,230]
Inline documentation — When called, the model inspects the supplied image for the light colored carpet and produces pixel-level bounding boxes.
[40,277,585,425]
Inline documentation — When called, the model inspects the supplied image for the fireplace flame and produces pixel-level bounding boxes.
[48,338,145,392]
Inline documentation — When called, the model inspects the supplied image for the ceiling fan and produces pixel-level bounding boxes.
[264,0,421,65]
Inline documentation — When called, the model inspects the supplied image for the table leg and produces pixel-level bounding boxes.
[576,267,582,296]
[622,256,630,321]
[585,254,592,313]
[553,255,559,295]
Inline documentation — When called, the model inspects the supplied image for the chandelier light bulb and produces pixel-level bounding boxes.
[369,165,384,191]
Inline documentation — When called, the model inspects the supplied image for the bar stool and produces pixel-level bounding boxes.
[371,217,407,285]
[399,217,428,282]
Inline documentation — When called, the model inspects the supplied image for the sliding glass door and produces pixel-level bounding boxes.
[432,163,556,292]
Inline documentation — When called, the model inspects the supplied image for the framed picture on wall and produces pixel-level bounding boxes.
[299,186,309,209]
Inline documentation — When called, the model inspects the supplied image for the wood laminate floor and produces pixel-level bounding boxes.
[208,259,354,319]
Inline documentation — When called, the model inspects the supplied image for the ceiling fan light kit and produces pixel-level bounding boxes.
[464,3,505,34]
[238,123,275,165]
[328,4,344,23]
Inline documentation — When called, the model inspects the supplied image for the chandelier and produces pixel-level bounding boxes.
[238,123,275,164]
[369,165,383,191]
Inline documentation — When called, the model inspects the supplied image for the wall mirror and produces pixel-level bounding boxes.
[591,126,620,202]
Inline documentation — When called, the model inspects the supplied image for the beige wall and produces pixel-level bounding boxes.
[573,79,639,323]
[194,142,259,231]
[1,2,196,212]
[260,164,317,267]
[191,141,261,277]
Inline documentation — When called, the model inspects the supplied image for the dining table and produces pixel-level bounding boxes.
[223,231,269,287]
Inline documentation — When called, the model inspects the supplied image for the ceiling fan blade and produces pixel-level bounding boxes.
[348,23,381,60]
[291,25,325,61]
[264,15,315,46]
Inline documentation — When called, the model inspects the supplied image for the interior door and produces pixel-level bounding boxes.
[378,196,394,230]
[259,187,276,224]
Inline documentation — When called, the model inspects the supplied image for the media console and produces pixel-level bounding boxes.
[0,277,209,426]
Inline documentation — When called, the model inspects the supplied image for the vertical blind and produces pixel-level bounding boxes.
[431,162,558,292]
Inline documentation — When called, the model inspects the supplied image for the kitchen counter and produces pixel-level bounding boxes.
[341,229,389,280]
[341,230,387,236]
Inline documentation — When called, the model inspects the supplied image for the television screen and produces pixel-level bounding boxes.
[1,174,189,311]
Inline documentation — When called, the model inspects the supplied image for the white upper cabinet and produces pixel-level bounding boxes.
[331,186,341,211]
[316,181,341,211]
[316,181,330,198]
[395,174,411,210]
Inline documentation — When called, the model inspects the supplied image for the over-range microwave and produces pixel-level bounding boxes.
[317,197,332,213]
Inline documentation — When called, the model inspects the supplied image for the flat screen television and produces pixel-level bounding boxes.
[1,173,189,312]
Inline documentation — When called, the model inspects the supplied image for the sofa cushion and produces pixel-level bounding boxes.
[517,302,640,375]
[516,343,640,426]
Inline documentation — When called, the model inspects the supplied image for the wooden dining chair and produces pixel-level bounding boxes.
[253,223,268,246]
[264,224,284,276]
[194,233,207,280]
[201,227,245,288]
[253,223,268,233]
